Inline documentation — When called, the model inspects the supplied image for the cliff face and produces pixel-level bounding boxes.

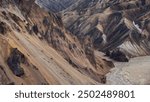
[62,0,150,61]
[0,0,112,84]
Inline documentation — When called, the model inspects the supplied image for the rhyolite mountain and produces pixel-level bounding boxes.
[62,0,150,61]
[0,0,113,85]
[37,0,150,61]
[0,0,150,85]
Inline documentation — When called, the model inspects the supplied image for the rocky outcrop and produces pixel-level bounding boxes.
[0,22,6,34]
[7,48,25,77]
[106,48,129,62]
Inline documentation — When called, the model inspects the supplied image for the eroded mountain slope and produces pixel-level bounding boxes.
[0,0,113,84]
[62,0,150,61]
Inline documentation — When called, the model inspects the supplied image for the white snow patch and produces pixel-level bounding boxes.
[133,21,142,33]
[102,34,107,43]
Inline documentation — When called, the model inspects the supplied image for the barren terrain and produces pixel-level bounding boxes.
[107,56,150,85]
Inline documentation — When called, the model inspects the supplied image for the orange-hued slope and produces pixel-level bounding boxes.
[0,0,112,84]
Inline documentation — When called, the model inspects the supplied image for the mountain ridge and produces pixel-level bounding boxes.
[62,0,150,60]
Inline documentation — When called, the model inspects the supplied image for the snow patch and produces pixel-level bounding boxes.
[102,34,107,43]
[133,21,142,33]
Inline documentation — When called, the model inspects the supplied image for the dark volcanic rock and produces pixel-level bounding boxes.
[0,22,6,35]
[32,25,39,34]
[7,48,25,77]
[106,48,129,62]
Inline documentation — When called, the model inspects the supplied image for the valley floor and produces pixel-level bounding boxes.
[106,56,150,85]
